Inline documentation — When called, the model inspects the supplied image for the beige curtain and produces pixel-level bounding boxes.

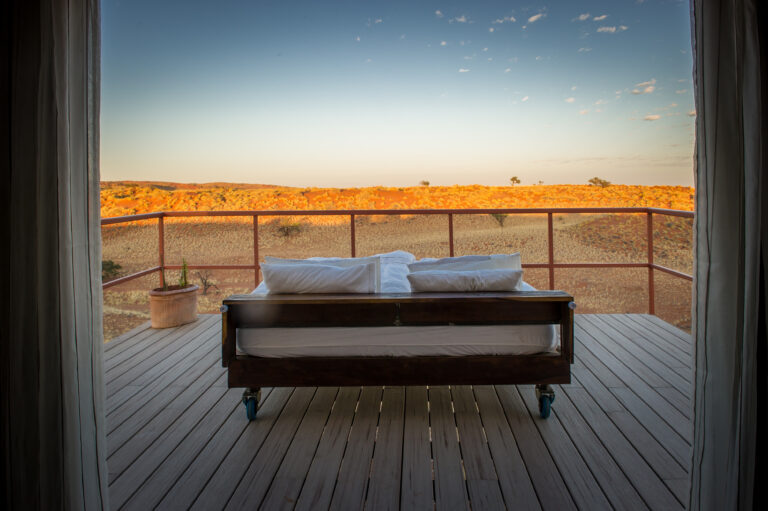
[1,0,108,509]
[690,0,767,509]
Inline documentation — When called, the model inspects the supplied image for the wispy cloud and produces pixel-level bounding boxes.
[631,78,656,94]
[374,18,383,24]
[528,13,545,24]
[458,68,470,73]
[521,96,529,102]
[675,89,688,94]
[482,47,489,52]
[644,114,662,121]
[504,68,512,73]
[355,36,361,42]
[688,110,697,117]
[578,47,592,52]
[492,16,516,24]
[597,25,628,33]
[574,13,591,21]
[579,109,590,115]
[435,10,443,18]
[489,27,495,32]
[450,15,468,23]
[565,97,576,103]
[593,14,608,21]
[440,40,447,46]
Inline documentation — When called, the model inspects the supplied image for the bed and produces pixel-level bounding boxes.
[221,251,575,420]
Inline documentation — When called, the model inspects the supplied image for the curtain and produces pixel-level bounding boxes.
[690,0,768,509]
[1,0,108,509]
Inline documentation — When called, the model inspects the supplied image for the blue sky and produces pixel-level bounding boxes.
[102,0,695,187]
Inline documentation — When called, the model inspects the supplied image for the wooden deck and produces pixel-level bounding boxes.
[105,314,692,510]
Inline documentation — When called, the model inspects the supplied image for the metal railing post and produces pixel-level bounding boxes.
[158,215,165,287]
[647,211,655,314]
[253,215,260,286]
[448,213,455,257]
[547,212,555,289]
[350,214,356,257]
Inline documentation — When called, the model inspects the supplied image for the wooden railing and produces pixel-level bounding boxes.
[101,207,694,314]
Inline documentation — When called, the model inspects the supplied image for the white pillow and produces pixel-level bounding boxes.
[407,269,524,292]
[264,255,381,292]
[408,253,521,272]
[261,262,378,294]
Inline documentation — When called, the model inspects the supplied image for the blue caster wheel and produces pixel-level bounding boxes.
[538,395,552,419]
[535,385,555,419]
[242,388,261,421]
[244,398,258,420]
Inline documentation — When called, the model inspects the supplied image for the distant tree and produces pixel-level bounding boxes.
[588,176,611,188]
[537,180,544,185]
[419,180,430,186]
[196,270,220,295]
[490,213,508,227]
[509,176,521,185]
[102,260,122,281]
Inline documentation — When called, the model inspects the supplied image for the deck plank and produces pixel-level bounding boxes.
[156,388,275,510]
[399,386,434,511]
[295,387,361,511]
[473,385,541,511]
[429,386,471,511]
[610,315,691,367]
[122,387,242,510]
[189,387,295,511]
[328,386,383,511]
[575,322,691,440]
[366,387,406,511]
[517,385,613,510]
[494,385,577,511]
[558,385,683,509]
[224,387,317,509]
[451,385,506,510]
[105,315,694,511]
[260,387,339,510]
[109,384,229,509]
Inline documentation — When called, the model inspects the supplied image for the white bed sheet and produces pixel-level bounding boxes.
[243,251,559,357]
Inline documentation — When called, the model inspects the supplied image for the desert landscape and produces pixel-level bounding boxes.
[101,182,694,341]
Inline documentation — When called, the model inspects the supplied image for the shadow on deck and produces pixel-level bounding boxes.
[105,314,692,510]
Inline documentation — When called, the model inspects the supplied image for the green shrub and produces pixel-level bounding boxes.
[491,213,508,227]
[277,222,302,237]
[102,260,122,281]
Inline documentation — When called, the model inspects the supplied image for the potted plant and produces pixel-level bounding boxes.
[149,259,199,328]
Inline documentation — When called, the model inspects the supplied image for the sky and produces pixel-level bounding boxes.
[101,0,695,187]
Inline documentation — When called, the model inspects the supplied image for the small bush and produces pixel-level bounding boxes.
[277,222,303,237]
[419,180,430,186]
[588,176,611,188]
[102,260,122,281]
[490,213,508,227]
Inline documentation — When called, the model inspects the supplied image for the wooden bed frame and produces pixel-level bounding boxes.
[221,291,575,419]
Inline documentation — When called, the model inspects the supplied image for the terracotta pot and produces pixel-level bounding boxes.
[149,284,199,328]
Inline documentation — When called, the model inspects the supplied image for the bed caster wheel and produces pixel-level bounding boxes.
[535,385,555,419]
[242,388,261,421]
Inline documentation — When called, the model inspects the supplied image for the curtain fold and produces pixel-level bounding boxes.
[2,0,108,509]
[691,0,767,509]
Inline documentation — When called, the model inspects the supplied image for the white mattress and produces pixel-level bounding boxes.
[237,324,559,358]
[242,251,559,357]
